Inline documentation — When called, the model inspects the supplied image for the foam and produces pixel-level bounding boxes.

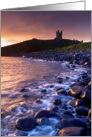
[1,59,88,136]
[28,125,57,136]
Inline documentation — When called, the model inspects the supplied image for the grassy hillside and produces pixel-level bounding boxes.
[55,42,91,52]
[1,38,81,56]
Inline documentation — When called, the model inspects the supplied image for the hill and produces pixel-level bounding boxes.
[55,42,91,52]
[1,38,82,56]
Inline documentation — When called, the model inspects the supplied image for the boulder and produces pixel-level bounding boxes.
[86,85,91,90]
[81,73,88,79]
[65,77,70,80]
[20,88,29,92]
[15,117,36,131]
[84,128,91,136]
[41,89,47,93]
[81,90,91,103]
[88,81,91,86]
[80,78,91,86]
[22,94,30,98]
[36,100,43,104]
[69,99,76,107]
[38,117,50,125]
[75,105,89,116]
[53,99,61,105]
[87,109,91,123]
[56,89,67,95]
[56,87,64,91]
[56,118,86,129]
[57,77,63,84]
[56,127,86,136]
[75,99,84,107]
[51,107,58,112]
[68,85,84,98]
[62,114,74,119]
[34,110,61,119]
[63,110,73,116]
[71,82,81,87]
[49,85,54,88]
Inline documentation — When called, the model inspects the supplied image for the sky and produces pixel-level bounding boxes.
[1,11,91,47]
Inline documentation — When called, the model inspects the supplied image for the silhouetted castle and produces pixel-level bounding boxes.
[56,30,62,41]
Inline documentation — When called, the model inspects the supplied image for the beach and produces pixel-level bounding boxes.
[1,49,91,136]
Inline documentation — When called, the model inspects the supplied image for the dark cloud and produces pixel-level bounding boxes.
[1,11,91,46]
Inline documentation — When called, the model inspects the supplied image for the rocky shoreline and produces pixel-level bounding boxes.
[14,50,91,136]
[23,49,91,66]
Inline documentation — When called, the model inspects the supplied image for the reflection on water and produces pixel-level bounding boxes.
[1,57,86,136]
[1,57,64,93]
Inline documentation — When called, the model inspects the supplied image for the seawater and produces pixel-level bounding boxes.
[1,57,86,136]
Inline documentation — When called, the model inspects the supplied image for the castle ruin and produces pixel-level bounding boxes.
[56,30,62,41]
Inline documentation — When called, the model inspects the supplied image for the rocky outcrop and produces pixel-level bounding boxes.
[15,117,36,131]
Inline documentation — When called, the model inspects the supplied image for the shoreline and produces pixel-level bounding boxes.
[20,49,91,136]
[1,49,91,136]
[22,49,91,67]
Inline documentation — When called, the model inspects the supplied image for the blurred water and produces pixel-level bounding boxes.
[1,57,86,136]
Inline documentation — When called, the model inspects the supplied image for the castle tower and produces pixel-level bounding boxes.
[56,30,62,41]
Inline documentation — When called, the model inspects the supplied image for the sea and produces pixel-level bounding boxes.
[1,56,88,136]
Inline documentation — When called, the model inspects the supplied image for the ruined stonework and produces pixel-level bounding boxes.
[56,30,62,41]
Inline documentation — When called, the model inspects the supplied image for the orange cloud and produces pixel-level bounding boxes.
[1,11,91,47]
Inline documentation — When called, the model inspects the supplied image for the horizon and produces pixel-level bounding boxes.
[1,11,91,47]
[1,37,91,48]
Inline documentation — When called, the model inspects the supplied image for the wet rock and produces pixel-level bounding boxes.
[87,109,91,123]
[56,118,86,129]
[88,81,91,86]
[51,107,58,112]
[72,64,76,68]
[56,87,64,91]
[34,110,61,119]
[75,99,84,107]
[53,99,61,105]
[65,77,70,80]
[81,73,88,79]
[22,94,30,98]
[69,99,76,107]
[81,90,91,103]
[68,85,84,98]
[41,89,47,93]
[56,89,67,95]
[63,110,73,117]
[56,127,86,136]
[60,103,67,109]
[20,88,29,92]
[49,85,54,88]
[71,82,81,87]
[38,117,50,125]
[75,105,89,116]
[85,128,91,136]
[57,77,63,84]
[62,114,74,119]
[36,100,43,104]
[15,117,36,131]
[66,64,71,68]
[86,85,91,90]
[80,78,91,86]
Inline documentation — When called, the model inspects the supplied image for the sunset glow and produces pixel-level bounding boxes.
[1,11,91,47]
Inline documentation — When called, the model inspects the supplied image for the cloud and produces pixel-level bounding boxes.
[1,11,91,46]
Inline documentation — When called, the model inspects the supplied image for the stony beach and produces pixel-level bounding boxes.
[14,49,91,136]
[1,49,91,136]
